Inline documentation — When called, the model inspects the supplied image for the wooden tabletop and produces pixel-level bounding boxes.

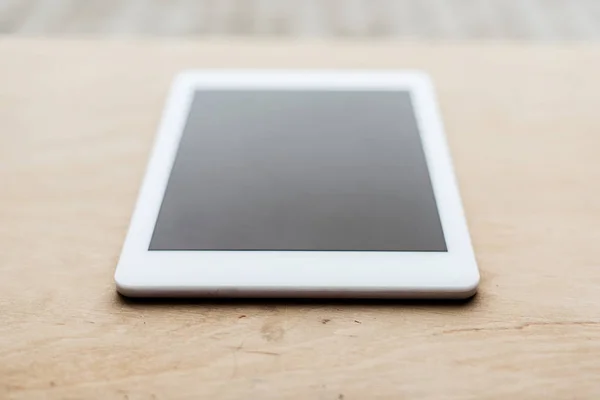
[1,38,599,399]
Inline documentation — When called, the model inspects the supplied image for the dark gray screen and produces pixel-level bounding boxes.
[149,90,447,251]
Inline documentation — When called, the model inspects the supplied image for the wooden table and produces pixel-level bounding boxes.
[1,39,599,399]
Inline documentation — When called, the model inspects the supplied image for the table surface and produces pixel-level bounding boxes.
[5,1,600,41]
[1,38,599,400]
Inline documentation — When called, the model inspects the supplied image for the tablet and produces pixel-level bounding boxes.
[115,70,479,298]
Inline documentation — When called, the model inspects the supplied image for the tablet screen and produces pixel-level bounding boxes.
[149,90,446,252]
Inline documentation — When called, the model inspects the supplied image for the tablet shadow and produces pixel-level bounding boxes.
[116,292,478,309]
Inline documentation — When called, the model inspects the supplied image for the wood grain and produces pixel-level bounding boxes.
[1,0,600,39]
[1,38,600,399]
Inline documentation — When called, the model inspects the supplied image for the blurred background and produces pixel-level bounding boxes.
[1,0,600,40]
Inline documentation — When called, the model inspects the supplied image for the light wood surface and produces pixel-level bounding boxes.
[2,0,600,40]
[1,38,600,399]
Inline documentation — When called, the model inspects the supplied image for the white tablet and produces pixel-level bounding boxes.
[115,70,479,298]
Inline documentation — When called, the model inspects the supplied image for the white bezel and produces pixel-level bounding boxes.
[115,70,479,298]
